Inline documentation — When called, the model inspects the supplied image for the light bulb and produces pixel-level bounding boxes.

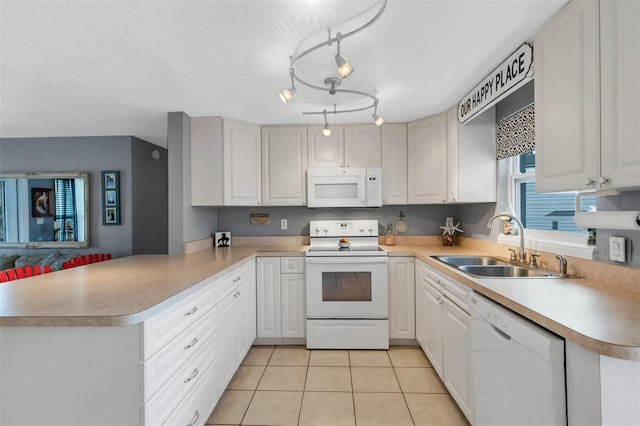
[322,124,332,137]
[374,115,385,127]
[335,55,353,79]
[278,87,296,104]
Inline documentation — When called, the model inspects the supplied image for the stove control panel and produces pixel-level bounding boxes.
[310,220,379,237]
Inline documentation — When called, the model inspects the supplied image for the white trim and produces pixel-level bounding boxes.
[497,232,595,260]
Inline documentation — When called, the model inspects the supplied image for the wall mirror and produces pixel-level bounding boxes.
[0,172,89,248]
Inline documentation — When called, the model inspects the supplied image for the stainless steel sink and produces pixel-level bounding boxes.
[432,255,566,278]
[434,256,509,267]
[458,265,552,278]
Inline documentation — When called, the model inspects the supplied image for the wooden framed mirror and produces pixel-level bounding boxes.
[0,172,89,248]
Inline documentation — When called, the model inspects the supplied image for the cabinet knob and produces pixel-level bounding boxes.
[584,178,594,186]
[599,176,609,184]
[298,275,303,279]
[442,199,446,203]
[257,201,261,205]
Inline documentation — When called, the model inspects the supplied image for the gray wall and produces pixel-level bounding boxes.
[0,136,168,258]
[132,137,168,254]
[167,112,217,254]
[216,205,457,237]
[595,191,640,267]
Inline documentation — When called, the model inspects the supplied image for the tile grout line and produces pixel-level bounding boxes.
[349,350,358,426]
[238,345,275,426]
[296,350,311,426]
[390,359,417,426]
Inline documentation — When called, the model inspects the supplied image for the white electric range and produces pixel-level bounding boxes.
[305,220,389,349]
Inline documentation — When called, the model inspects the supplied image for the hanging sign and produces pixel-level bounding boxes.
[458,42,533,124]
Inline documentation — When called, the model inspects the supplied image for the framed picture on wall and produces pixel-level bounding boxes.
[32,187,54,217]
[101,171,121,225]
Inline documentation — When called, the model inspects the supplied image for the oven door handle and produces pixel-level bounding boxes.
[305,257,388,264]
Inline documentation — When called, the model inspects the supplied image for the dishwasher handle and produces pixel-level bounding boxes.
[491,324,512,341]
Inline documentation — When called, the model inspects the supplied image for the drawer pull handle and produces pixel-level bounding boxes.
[187,410,200,426]
[184,306,198,316]
[184,337,198,350]
[233,276,241,283]
[184,368,199,383]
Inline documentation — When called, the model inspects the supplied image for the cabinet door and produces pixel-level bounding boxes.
[191,117,223,206]
[443,298,473,423]
[281,274,306,339]
[423,281,444,380]
[600,0,640,189]
[214,292,236,392]
[534,0,600,192]
[389,257,415,339]
[308,125,344,167]
[447,106,496,203]
[223,120,262,205]
[256,258,281,339]
[235,280,256,363]
[381,124,408,205]
[414,261,427,351]
[261,127,308,206]
[344,124,382,167]
[408,114,447,204]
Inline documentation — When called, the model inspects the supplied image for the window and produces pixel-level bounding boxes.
[510,152,596,233]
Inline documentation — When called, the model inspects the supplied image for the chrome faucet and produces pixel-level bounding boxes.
[555,254,568,277]
[487,212,526,263]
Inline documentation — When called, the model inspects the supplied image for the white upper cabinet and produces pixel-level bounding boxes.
[308,124,381,168]
[261,126,308,206]
[534,0,601,193]
[446,106,496,203]
[191,116,224,206]
[599,0,640,190]
[190,117,261,206]
[307,125,344,168]
[407,114,448,204]
[381,124,408,205]
[224,120,262,205]
[344,124,382,167]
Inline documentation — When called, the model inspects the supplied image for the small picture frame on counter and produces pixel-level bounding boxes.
[215,232,231,247]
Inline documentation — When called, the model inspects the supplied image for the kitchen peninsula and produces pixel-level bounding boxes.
[2,239,640,425]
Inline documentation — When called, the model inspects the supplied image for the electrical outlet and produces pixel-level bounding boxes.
[281,219,288,230]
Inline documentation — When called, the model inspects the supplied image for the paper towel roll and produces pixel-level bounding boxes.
[574,211,640,230]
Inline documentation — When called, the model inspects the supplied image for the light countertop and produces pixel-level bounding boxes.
[2,243,640,361]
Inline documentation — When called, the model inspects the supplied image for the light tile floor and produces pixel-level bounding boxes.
[206,346,469,426]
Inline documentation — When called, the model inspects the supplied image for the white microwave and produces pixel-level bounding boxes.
[307,167,382,208]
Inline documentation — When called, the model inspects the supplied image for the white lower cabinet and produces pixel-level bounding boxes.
[415,259,473,424]
[389,257,415,340]
[256,257,305,343]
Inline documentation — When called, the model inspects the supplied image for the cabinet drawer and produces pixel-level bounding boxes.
[423,264,470,313]
[144,280,217,359]
[162,357,219,426]
[144,305,217,401]
[281,257,304,274]
[146,331,217,426]
[211,261,252,305]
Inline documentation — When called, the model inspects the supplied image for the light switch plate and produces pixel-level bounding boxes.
[609,236,626,262]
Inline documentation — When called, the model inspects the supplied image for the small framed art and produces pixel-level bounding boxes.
[102,171,121,225]
[215,232,231,247]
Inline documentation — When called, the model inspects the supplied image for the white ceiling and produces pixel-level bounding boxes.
[0,0,567,148]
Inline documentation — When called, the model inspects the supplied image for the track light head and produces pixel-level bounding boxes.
[322,123,332,137]
[335,54,353,79]
[279,86,296,104]
[374,115,385,127]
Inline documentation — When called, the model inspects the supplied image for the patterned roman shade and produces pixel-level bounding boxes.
[496,103,535,160]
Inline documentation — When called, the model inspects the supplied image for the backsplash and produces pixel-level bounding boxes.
[216,205,457,237]
[595,190,640,268]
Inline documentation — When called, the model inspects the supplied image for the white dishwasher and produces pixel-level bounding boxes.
[470,292,566,426]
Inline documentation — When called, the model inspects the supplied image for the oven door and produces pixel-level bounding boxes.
[305,256,388,319]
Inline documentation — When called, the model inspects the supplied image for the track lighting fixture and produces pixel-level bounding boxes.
[335,33,353,79]
[279,0,387,126]
[278,69,297,104]
[373,99,384,126]
[322,111,332,137]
